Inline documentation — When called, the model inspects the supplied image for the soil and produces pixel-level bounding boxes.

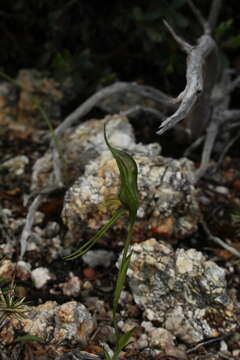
[0,114,240,360]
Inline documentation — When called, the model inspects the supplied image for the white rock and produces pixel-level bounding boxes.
[31,267,51,289]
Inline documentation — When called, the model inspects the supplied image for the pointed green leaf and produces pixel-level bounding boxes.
[104,124,139,221]
[103,349,113,360]
[113,327,136,359]
[64,209,126,261]
[15,335,44,343]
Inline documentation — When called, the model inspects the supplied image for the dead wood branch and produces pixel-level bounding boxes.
[183,135,205,157]
[20,186,65,259]
[53,82,176,138]
[222,110,240,122]
[157,18,217,137]
[201,219,240,258]
[208,0,223,30]
[187,0,209,32]
[215,131,240,170]
[52,144,64,187]
[20,194,44,259]
[195,117,219,182]
[121,105,166,121]
[227,75,240,93]
[194,67,233,181]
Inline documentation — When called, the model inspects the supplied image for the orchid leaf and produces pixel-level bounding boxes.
[64,208,126,261]
[112,327,136,360]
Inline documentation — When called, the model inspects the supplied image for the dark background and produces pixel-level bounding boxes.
[0,0,239,101]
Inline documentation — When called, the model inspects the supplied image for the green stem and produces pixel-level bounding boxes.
[112,215,135,342]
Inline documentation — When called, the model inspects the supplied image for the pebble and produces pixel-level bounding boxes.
[31,267,52,288]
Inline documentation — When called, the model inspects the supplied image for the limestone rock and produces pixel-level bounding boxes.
[62,117,199,241]
[0,301,94,345]
[126,238,239,344]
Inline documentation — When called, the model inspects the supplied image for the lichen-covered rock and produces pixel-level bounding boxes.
[31,114,135,191]
[62,117,199,241]
[126,238,239,344]
[0,301,94,345]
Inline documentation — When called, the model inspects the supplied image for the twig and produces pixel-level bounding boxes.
[215,131,240,170]
[183,135,205,157]
[195,117,219,182]
[208,0,223,31]
[19,186,65,259]
[52,146,64,187]
[187,335,226,354]
[201,220,240,258]
[222,109,240,122]
[20,194,44,259]
[227,75,240,93]
[120,105,166,121]
[187,0,208,32]
[194,67,233,181]
[225,121,240,131]
[163,20,192,53]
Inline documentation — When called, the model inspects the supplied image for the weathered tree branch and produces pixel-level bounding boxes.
[53,82,176,138]
[201,219,240,258]
[222,110,240,122]
[157,22,217,136]
[227,75,240,93]
[157,0,224,138]
[121,105,166,121]
[215,131,240,170]
[195,117,219,182]
[20,194,44,259]
[208,0,223,30]
[20,186,65,259]
[187,0,209,32]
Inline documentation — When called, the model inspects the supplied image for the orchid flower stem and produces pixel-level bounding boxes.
[112,216,135,342]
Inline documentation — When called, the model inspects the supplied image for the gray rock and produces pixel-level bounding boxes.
[126,238,239,344]
[82,250,114,268]
[62,117,199,241]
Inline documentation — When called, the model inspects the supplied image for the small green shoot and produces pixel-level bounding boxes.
[14,335,44,343]
[64,122,140,359]
[0,279,28,326]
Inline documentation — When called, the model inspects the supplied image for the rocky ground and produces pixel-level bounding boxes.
[0,70,240,359]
